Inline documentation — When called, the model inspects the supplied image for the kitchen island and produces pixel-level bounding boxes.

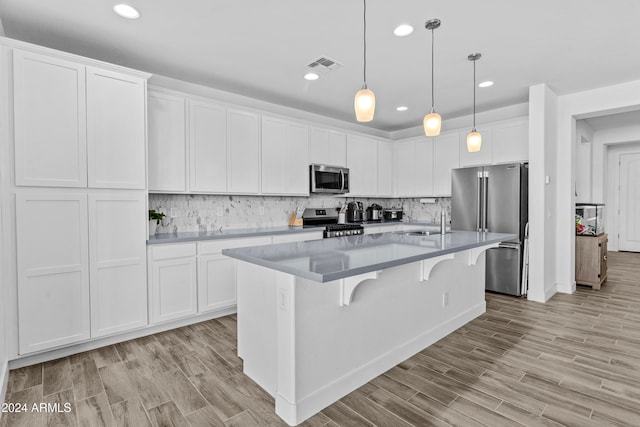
[222,230,515,426]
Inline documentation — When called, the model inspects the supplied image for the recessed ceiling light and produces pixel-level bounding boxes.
[304,72,320,81]
[113,4,141,19]
[479,81,494,88]
[393,24,414,37]
[396,106,408,112]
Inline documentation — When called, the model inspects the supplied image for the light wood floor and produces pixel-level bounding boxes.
[2,251,640,426]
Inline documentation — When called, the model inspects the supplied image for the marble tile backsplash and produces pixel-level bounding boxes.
[149,194,451,233]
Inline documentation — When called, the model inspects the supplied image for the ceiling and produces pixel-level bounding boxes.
[1,0,639,132]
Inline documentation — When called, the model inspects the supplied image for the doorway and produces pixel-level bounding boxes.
[618,152,640,252]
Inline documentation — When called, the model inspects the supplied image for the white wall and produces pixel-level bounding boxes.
[555,80,640,295]
[528,84,559,302]
[575,120,594,202]
[592,124,640,202]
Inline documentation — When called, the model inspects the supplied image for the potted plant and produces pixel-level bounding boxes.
[149,209,165,236]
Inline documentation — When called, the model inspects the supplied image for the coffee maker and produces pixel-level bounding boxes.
[346,202,364,223]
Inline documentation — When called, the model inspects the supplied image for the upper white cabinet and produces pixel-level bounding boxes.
[347,135,378,196]
[13,50,87,188]
[189,99,227,193]
[261,116,309,195]
[459,118,528,166]
[377,141,394,197]
[86,67,146,189]
[492,118,529,164]
[227,109,261,194]
[396,137,434,197]
[433,132,460,196]
[13,48,148,190]
[148,91,187,192]
[309,127,347,167]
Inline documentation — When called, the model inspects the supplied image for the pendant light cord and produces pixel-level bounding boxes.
[363,0,367,88]
[430,27,435,111]
[473,59,476,129]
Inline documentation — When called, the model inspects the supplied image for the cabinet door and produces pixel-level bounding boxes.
[198,254,237,312]
[86,67,146,189]
[148,91,187,192]
[395,141,415,197]
[347,135,378,196]
[151,257,198,323]
[378,141,394,197]
[285,121,310,195]
[433,132,460,196]
[190,100,227,192]
[493,118,529,163]
[228,109,260,194]
[261,117,287,194]
[16,193,90,353]
[89,192,147,337]
[414,137,434,196]
[309,127,347,166]
[13,49,87,187]
[460,128,493,167]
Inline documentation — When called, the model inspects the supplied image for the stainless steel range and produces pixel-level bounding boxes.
[302,208,364,238]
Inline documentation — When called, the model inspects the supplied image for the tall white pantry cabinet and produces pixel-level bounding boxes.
[1,38,151,355]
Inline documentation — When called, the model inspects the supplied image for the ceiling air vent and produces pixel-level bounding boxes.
[306,56,343,74]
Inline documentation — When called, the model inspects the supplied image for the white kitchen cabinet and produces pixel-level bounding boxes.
[149,244,198,323]
[261,116,309,195]
[395,140,415,197]
[377,141,394,197]
[86,67,146,189]
[433,132,460,196]
[271,231,323,243]
[189,99,228,192]
[88,193,147,337]
[228,109,261,194]
[148,91,187,192]
[13,49,87,188]
[459,128,493,167]
[15,193,90,354]
[414,137,435,196]
[492,118,529,164]
[197,236,271,313]
[309,127,347,166]
[347,135,378,196]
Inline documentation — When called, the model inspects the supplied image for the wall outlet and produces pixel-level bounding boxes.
[216,207,224,217]
[258,206,265,216]
[442,291,449,307]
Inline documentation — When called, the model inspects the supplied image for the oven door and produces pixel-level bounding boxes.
[310,164,349,194]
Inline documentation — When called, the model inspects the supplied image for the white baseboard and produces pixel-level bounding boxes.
[9,306,236,369]
[556,280,576,295]
[275,302,485,426]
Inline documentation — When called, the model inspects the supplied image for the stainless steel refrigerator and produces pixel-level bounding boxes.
[451,163,528,296]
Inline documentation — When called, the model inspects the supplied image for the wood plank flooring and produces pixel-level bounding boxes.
[2,251,639,426]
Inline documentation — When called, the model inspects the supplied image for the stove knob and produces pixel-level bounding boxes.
[346,230,352,235]
[337,231,343,236]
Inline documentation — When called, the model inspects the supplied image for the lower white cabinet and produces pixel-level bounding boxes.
[197,236,271,313]
[16,193,90,354]
[271,231,323,244]
[89,193,147,337]
[149,243,198,323]
[15,191,148,354]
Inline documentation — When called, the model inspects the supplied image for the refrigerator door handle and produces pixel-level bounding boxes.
[476,171,482,232]
[482,171,489,232]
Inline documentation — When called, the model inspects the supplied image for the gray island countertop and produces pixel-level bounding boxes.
[222,230,516,282]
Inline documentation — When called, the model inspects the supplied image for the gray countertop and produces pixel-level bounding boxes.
[222,230,516,282]
[147,221,429,244]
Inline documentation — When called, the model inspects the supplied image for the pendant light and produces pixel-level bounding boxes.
[423,19,441,136]
[354,0,375,122]
[467,53,482,152]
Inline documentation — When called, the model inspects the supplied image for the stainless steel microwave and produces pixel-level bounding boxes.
[310,164,350,194]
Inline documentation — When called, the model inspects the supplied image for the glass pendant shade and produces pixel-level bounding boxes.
[354,87,375,122]
[423,111,441,136]
[466,129,482,152]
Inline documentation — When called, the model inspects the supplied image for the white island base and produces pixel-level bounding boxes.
[235,244,496,426]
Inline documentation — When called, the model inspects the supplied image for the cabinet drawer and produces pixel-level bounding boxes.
[198,236,272,255]
[151,243,196,260]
